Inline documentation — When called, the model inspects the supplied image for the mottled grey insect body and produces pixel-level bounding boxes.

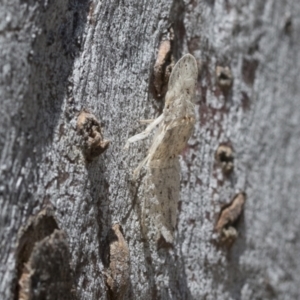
[125,54,198,243]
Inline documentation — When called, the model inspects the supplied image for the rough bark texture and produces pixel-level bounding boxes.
[1,0,300,299]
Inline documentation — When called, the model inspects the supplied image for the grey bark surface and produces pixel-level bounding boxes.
[1,0,300,299]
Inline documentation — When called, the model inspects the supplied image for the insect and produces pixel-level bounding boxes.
[125,54,198,176]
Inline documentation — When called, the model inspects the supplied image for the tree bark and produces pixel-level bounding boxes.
[1,0,300,299]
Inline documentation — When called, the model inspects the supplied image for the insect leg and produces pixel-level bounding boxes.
[124,114,164,149]
[139,119,155,124]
